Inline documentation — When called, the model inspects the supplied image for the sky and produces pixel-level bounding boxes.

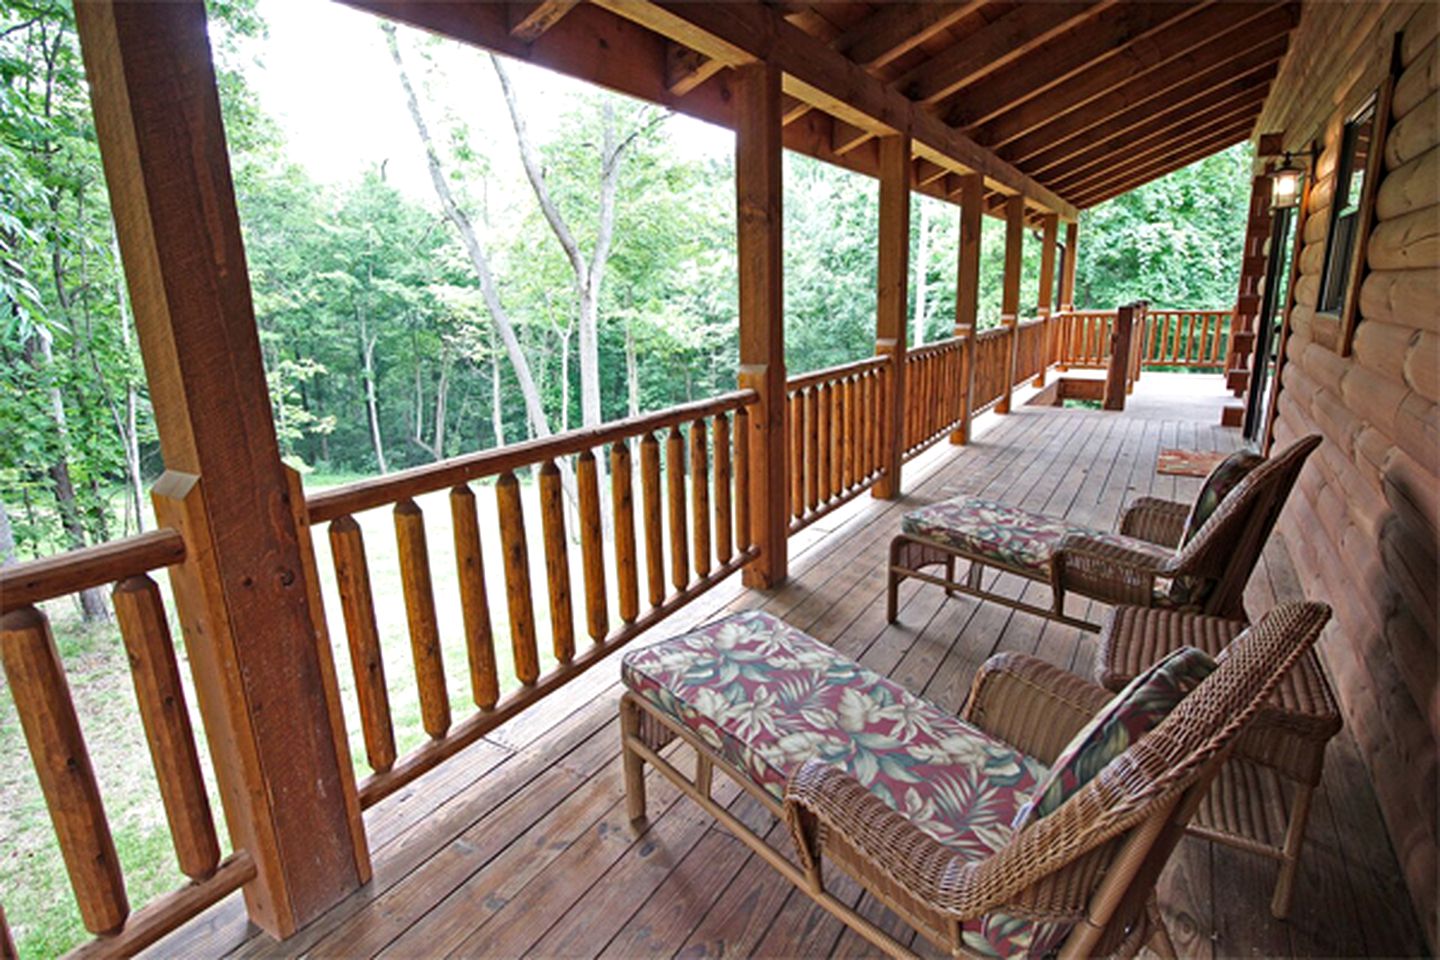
[239,0,734,201]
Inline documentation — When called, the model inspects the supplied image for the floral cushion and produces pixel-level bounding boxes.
[1014,646,1217,827]
[902,496,1166,576]
[622,610,1067,957]
[1180,450,1264,545]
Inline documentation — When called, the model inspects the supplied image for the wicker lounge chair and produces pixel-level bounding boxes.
[619,602,1331,958]
[886,435,1321,631]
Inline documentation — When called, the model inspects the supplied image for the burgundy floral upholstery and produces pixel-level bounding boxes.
[1015,646,1216,827]
[622,610,1068,957]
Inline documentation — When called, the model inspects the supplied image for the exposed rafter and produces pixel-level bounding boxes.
[834,1,986,69]
[1072,126,1254,207]
[508,0,581,43]
[1051,112,1261,195]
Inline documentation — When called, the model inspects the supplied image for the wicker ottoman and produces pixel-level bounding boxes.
[1095,605,1342,919]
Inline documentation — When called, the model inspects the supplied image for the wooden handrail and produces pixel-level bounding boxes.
[904,335,965,362]
[0,529,185,614]
[308,390,757,523]
[785,354,889,392]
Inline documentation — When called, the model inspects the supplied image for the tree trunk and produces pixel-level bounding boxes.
[361,320,388,474]
[116,245,145,532]
[559,323,572,433]
[913,199,930,346]
[625,317,640,418]
[490,339,506,448]
[0,498,16,567]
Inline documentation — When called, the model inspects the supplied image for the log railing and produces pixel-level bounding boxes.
[0,532,256,958]
[304,389,759,807]
[972,326,1013,413]
[785,357,889,533]
[901,337,966,461]
[1013,317,1048,384]
[1056,308,1232,370]
[1142,308,1231,368]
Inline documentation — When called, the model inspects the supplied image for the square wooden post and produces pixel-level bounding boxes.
[1058,220,1079,371]
[1035,213,1058,387]
[950,173,982,445]
[874,134,911,498]
[996,194,1024,414]
[1104,303,1137,411]
[74,0,368,939]
[735,62,787,588]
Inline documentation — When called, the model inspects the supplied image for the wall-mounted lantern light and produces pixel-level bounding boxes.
[1270,153,1304,209]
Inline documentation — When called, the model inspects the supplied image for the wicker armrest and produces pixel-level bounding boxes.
[961,652,1112,765]
[784,760,995,921]
[1052,532,1176,608]
[1120,497,1190,548]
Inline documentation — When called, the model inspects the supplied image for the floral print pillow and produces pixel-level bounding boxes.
[1013,646,1216,827]
[1180,450,1264,546]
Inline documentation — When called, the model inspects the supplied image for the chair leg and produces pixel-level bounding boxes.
[620,697,648,823]
[1144,901,1178,960]
[1271,781,1315,919]
[887,538,903,623]
[944,555,956,597]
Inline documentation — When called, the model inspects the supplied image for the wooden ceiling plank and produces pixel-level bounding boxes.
[973,5,1299,151]
[1011,55,1279,169]
[1005,36,1287,166]
[1050,112,1262,194]
[1039,87,1269,188]
[898,1,1113,106]
[1071,127,1254,206]
[836,1,987,70]
[593,0,1079,218]
[936,1,1213,129]
[509,0,582,42]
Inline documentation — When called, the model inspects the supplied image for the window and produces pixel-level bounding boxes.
[1317,97,1377,316]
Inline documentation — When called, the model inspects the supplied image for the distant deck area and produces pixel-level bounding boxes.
[153,373,1427,959]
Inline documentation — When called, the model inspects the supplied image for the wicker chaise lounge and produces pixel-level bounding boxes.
[886,435,1321,631]
[619,602,1331,958]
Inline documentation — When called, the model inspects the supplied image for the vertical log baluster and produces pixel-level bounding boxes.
[1,607,128,935]
[817,382,831,503]
[576,450,608,643]
[113,575,219,881]
[714,415,733,564]
[862,372,875,480]
[328,516,396,773]
[804,387,819,513]
[667,425,689,590]
[537,460,575,665]
[734,408,751,552]
[611,442,639,624]
[496,471,540,685]
[451,484,498,711]
[788,391,803,520]
[690,419,711,577]
[831,379,844,494]
[840,377,854,489]
[640,433,665,606]
[395,499,450,739]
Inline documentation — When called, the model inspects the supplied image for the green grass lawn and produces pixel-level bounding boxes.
[0,468,610,956]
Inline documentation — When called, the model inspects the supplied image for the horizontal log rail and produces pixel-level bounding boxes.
[306,390,761,807]
[786,357,889,534]
[902,336,966,461]
[972,326,1013,414]
[0,530,253,957]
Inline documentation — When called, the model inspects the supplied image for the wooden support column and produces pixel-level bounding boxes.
[950,173,982,445]
[996,194,1024,414]
[1105,303,1137,410]
[1058,220,1079,371]
[874,133,911,498]
[1035,212,1059,387]
[735,62,787,588]
[74,1,367,939]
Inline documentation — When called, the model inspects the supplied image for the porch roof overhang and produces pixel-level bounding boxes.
[336,1,1299,221]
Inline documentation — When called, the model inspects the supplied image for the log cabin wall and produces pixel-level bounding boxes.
[1258,2,1438,946]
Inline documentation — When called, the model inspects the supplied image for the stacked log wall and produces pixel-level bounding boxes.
[1258,2,1438,946]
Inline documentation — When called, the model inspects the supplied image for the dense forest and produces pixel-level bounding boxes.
[0,0,1254,572]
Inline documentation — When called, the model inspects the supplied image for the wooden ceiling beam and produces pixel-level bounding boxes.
[1038,87,1269,189]
[914,157,948,187]
[665,41,725,95]
[508,0,582,42]
[936,1,1209,130]
[972,4,1299,151]
[1050,113,1261,195]
[1070,127,1254,207]
[592,0,1079,219]
[834,2,986,70]
[831,117,871,156]
[897,1,1113,107]
[1012,55,1280,170]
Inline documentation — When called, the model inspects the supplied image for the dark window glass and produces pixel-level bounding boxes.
[1319,101,1376,314]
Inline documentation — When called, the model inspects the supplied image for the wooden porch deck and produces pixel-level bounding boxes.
[155,373,1426,960]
